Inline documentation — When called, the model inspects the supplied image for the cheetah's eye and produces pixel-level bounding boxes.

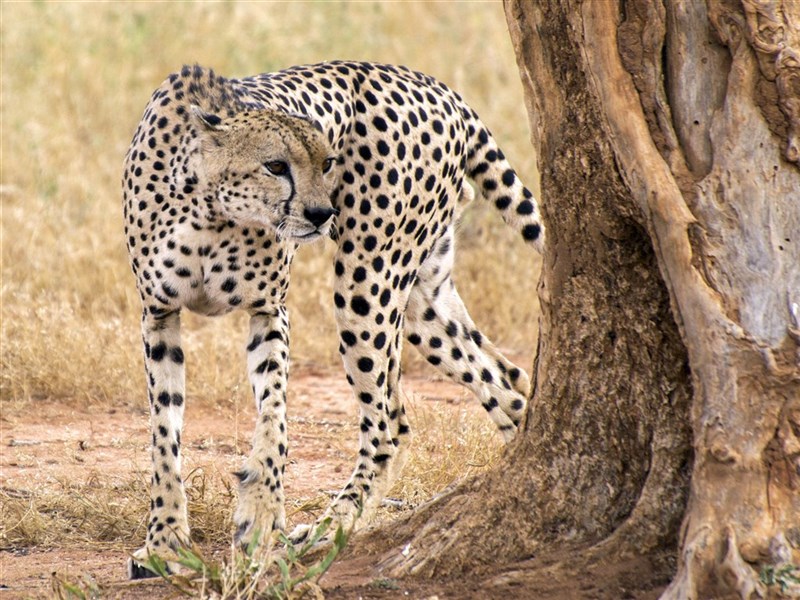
[322,157,336,174]
[265,161,289,176]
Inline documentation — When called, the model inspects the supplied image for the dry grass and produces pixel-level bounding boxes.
[1,399,499,551]
[1,476,151,549]
[0,465,237,550]
[388,398,502,507]
[0,0,538,567]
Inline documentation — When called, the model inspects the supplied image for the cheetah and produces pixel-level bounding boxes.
[122,62,544,576]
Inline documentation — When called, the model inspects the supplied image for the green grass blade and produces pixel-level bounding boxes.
[143,554,171,578]
[139,554,194,596]
[175,547,207,573]
[61,582,87,600]
[276,556,291,583]
[278,532,297,562]
[293,523,350,586]
[296,517,332,558]
[245,528,263,557]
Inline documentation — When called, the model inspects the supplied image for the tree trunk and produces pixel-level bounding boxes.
[370,0,693,584]
[366,1,800,598]
[588,1,800,597]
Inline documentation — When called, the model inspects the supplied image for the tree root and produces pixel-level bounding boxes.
[720,527,767,600]
[659,525,800,600]
[373,482,477,578]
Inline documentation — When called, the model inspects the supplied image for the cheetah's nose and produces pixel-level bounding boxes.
[304,206,336,228]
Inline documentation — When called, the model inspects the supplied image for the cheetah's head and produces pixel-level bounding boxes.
[191,106,338,243]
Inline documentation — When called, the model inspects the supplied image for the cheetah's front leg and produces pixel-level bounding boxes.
[289,275,410,545]
[129,310,190,579]
[233,308,290,549]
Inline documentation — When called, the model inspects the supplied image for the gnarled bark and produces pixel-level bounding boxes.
[575,1,800,597]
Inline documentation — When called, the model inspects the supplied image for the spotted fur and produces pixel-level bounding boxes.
[123,62,543,574]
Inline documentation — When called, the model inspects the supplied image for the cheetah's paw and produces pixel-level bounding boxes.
[233,470,286,551]
[286,507,359,548]
[127,547,180,580]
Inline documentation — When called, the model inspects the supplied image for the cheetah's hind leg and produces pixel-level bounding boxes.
[404,226,530,442]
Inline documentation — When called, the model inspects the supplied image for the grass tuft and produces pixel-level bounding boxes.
[760,563,800,594]
[128,517,351,599]
[1,468,236,550]
[50,572,101,600]
[388,398,502,507]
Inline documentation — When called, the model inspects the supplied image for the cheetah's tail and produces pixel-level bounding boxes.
[463,115,545,253]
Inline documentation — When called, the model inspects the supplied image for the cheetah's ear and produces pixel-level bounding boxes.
[191,106,228,156]
[288,112,324,134]
[190,105,229,133]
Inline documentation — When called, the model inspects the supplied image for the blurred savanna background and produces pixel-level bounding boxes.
[2,1,540,406]
[0,0,541,589]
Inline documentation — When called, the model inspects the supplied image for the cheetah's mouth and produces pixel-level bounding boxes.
[275,220,330,244]
[295,230,324,242]
[274,206,336,243]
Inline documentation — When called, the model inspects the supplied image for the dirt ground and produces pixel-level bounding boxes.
[1,370,670,599]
